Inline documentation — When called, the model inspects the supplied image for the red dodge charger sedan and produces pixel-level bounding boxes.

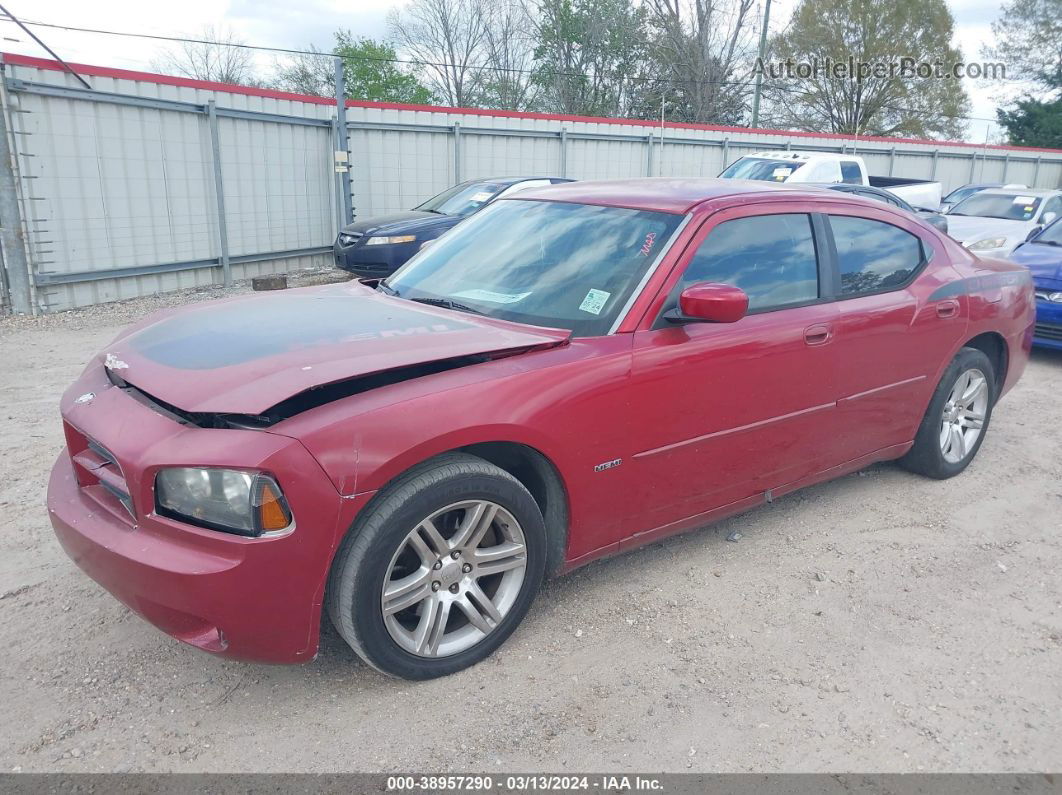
[48,179,1035,679]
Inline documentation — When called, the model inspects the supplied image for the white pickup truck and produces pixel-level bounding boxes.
[719,151,943,210]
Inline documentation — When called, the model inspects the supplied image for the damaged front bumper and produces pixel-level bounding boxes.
[46,364,369,663]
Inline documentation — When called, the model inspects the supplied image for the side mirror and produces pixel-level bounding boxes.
[1026,226,1043,242]
[1042,211,1058,226]
[669,282,749,324]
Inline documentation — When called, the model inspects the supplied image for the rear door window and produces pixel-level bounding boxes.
[676,214,820,311]
[829,216,925,296]
[840,161,863,184]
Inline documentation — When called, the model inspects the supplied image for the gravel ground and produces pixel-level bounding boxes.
[1,276,1060,774]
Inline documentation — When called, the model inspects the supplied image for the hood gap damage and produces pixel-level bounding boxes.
[105,349,537,429]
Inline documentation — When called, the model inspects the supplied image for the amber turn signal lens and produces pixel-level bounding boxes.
[254,476,292,532]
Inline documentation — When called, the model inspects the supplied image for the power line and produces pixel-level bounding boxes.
[0,14,1004,125]
[0,5,89,88]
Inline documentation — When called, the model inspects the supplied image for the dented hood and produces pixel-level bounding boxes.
[102,282,571,415]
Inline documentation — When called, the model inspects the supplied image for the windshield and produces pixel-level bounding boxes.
[1033,218,1062,245]
[414,181,507,217]
[719,157,805,182]
[386,199,684,336]
[942,186,984,205]
[948,193,1042,221]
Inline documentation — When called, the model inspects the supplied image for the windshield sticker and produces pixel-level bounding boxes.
[579,289,611,315]
[1012,196,1035,204]
[452,288,531,304]
[772,167,793,179]
[640,231,657,256]
[470,191,493,203]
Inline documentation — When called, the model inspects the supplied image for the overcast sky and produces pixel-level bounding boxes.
[2,0,1017,143]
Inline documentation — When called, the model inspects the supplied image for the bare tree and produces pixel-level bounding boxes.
[151,26,260,85]
[642,0,757,124]
[270,47,334,97]
[389,0,489,106]
[479,0,540,110]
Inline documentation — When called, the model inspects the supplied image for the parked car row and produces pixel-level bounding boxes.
[718,151,944,209]
[338,162,1059,350]
[334,177,572,277]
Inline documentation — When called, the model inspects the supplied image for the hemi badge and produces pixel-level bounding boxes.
[594,458,621,472]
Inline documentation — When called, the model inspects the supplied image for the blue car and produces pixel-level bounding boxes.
[1011,217,1062,350]
[334,176,572,278]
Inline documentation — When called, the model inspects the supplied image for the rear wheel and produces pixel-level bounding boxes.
[327,453,546,679]
[900,347,995,479]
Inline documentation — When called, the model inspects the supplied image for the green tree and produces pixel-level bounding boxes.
[336,33,435,103]
[765,0,970,139]
[530,0,651,117]
[998,97,1062,148]
[986,0,1061,148]
[272,32,434,103]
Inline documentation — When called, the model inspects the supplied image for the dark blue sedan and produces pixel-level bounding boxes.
[1011,217,1062,350]
[334,176,572,277]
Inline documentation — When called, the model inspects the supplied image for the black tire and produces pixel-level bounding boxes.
[899,347,996,479]
[326,453,546,679]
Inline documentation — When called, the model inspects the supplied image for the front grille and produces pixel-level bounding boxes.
[1034,322,1062,341]
[64,423,135,523]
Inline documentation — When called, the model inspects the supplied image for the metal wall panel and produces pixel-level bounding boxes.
[5,59,337,312]
[4,55,1062,313]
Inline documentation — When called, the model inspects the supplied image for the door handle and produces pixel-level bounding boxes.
[804,323,831,346]
[936,299,959,318]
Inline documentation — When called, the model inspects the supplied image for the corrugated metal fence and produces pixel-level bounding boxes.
[3,53,1062,313]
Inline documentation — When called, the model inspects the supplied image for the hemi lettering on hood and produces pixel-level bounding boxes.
[101,282,571,415]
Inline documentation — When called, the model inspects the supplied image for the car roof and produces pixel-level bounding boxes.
[508,177,830,214]
[470,176,572,185]
[974,188,1060,198]
[812,182,912,204]
[741,150,842,162]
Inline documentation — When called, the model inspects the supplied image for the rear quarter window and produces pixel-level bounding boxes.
[830,215,925,296]
[840,161,863,185]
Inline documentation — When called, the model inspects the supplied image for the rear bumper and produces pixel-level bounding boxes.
[333,238,419,277]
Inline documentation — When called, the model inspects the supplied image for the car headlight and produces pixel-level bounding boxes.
[1038,291,1062,303]
[155,468,293,537]
[337,233,359,246]
[967,237,1007,251]
[365,235,416,245]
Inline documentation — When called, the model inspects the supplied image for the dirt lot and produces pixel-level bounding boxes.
[1,274,1060,774]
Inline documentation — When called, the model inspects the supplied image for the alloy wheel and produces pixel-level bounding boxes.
[939,367,989,464]
[381,500,527,657]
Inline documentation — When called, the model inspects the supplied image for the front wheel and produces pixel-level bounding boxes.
[327,453,546,679]
[900,347,995,479]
